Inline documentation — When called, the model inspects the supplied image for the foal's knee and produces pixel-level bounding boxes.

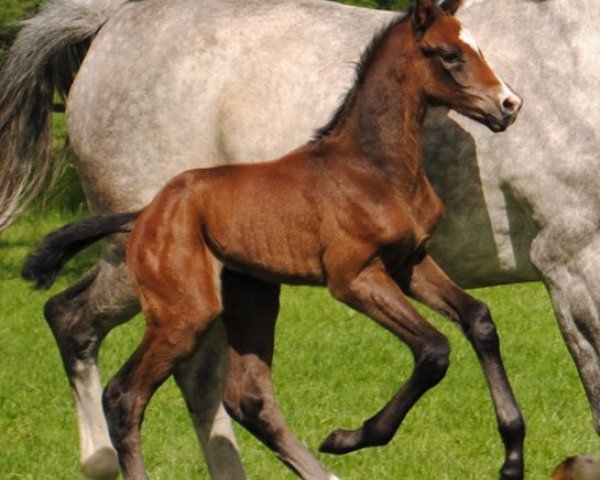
[415,334,451,387]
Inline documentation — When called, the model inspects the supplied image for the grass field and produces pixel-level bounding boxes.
[1,209,599,480]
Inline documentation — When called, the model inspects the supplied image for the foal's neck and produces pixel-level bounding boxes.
[323,20,427,181]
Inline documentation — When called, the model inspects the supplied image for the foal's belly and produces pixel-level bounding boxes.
[205,215,326,285]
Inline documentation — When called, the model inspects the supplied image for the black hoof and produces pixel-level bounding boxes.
[500,462,524,480]
[319,428,364,455]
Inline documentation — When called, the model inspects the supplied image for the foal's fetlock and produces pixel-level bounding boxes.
[499,426,525,480]
[500,412,525,445]
[320,416,394,455]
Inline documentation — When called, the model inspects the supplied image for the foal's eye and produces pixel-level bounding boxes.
[439,51,461,64]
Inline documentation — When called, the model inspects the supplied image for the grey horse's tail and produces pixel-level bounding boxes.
[0,0,128,233]
[22,211,138,290]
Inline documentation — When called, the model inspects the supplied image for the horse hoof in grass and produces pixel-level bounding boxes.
[80,446,120,480]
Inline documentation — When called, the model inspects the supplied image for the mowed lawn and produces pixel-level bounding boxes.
[1,210,598,480]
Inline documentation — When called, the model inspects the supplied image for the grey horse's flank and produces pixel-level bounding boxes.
[1,0,600,478]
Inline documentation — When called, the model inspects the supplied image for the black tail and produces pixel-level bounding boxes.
[22,211,137,290]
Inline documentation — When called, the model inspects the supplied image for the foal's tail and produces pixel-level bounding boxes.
[22,212,138,290]
[0,0,128,233]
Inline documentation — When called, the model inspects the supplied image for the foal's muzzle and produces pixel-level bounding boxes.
[486,89,523,132]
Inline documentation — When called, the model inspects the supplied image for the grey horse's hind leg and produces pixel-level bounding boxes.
[44,259,137,479]
[45,252,246,479]
[174,320,247,480]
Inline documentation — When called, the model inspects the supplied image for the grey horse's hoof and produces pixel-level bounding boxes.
[81,446,120,480]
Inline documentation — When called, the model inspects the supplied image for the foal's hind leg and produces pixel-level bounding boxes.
[402,255,525,480]
[44,255,137,480]
[221,270,338,480]
[103,229,223,479]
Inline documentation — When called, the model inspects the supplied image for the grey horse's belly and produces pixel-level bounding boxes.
[67,0,393,212]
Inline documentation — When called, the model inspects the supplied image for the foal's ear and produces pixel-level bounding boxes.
[439,0,463,15]
[413,0,438,37]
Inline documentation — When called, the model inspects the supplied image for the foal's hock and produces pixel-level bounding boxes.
[25,1,524,479]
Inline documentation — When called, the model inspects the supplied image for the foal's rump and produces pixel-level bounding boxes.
[134,163,327,286]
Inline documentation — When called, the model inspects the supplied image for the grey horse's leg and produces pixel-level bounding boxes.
[44,258,137,479]
[531,229,600,434]
[45,250,245,479]
[174,320,247,480]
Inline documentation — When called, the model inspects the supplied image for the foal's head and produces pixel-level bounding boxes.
[410,0,522,131]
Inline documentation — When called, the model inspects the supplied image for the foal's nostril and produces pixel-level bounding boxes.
[501,95,522,115]
[502,98,516,113]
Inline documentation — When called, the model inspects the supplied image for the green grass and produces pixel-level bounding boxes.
[1,210,598,480]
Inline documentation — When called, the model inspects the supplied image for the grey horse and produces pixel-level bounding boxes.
[1,0,598,479]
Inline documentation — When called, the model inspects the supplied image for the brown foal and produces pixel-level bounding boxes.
[24,0,525,478]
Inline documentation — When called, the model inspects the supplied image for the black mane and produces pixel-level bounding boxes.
[313,10,412,140]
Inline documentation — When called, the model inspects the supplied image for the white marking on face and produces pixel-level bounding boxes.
[459,26,480,54]
[458,25,521,113]
[462,0,486,8]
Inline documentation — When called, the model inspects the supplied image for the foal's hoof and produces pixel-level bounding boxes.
[81,446,120,480]
[500,463,524,480]
[319,428,364,455]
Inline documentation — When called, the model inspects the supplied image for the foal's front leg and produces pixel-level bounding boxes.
[403,255,525,480]
[320,260,451,455]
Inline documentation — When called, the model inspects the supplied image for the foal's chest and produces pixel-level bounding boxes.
[326,168,444,252]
